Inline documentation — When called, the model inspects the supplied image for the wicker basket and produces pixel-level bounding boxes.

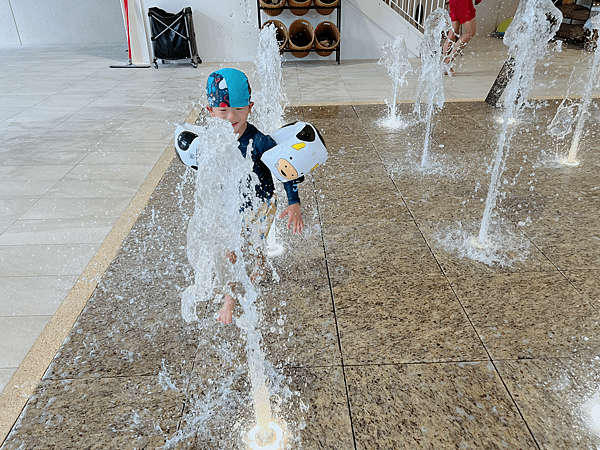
[288,0,312,16]
[288,19,314,58]
[314,0,339,15]
[314,21,340,56]
[262,20,288,51]
[260,0,285,17]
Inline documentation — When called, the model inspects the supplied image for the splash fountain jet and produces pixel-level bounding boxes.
[254,23,287,258]
[413,8,451,167]
[378,34,413,128]
[477,0,562,245]
[562,14,600,166]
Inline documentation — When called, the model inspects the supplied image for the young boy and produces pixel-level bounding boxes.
[204,68,304,324]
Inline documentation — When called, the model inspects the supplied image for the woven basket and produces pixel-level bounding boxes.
[314,0,339,15]
[314,21,340,56]
[260,0,285,16]
[288,19,314,58]
[262,20,288,51]
[288,0,312,16]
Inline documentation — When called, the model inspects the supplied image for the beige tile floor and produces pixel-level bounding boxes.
[0,35,595,446]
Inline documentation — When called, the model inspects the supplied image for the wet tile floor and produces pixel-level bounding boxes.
[2,100,600,449]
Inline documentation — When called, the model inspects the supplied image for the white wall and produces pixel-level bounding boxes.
[139,0,409,63]
[0,0,520,61]
[475,0,521,36]
[1,0,125,46]
[0,0,20,45]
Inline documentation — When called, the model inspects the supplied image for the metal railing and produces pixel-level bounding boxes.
[383,0,447,33]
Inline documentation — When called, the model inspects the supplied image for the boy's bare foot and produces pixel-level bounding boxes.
[217,295,235,324]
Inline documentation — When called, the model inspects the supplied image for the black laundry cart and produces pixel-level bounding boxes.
[148,6,201,68]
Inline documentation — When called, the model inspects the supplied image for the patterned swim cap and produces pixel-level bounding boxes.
[206,68,251,108]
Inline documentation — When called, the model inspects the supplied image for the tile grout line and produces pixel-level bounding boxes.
[0,106,201,445]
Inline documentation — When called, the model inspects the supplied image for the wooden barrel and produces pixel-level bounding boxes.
[314,0,339,15]
[288,0,312,16]
[260,0,285,17]
[262,20,288,51]
[288,19,314,58]
[314,21,340,56]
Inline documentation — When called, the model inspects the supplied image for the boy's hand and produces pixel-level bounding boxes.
[279,203,304,234]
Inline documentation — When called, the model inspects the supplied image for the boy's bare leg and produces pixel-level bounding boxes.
[250,248,266,284]
[219,251,237,325]
[444,18,476,72]
[217,294,235,324]
[443,22,460,75]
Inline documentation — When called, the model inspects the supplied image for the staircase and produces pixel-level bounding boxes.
[348,0,447,55]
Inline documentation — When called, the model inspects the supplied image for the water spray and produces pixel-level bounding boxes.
[244,417,288,450]
[478,0,562,245]
[562,14,600,166]
[378,34,412,128]
[413,8,450,167]
[253,24,286,136]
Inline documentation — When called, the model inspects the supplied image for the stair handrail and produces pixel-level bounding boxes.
[383,0,447,33]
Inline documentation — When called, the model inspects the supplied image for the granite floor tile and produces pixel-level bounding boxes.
[331,273,486,364]
[325,245,442,278]
[496,357,600,449]
[419,219,557,275]
[180,364,353,450]
[259,279,341,368]
[301,105,358,120]
[0,221,12,234]
[562,269,600,305]
[316,177,399,202]
[539,242,600,271]
[449,272,600,359]
[43,178,142,199]
[321,220,442,276]
[78,150,162,166]
[346,363,537,449]
[312,160,390,185]
[1,375,185,450]
[43,310,201,380]
[317,141,381,164]
[316,191,413,225]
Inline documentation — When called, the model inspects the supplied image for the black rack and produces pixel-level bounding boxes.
[148,7,202,68]
[257,1,342,64]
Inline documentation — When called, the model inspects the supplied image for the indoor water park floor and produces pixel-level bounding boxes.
[4,99,600,449]
[2,38,600,449]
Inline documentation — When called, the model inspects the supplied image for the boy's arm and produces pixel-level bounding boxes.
[283,176,303,205]
[280,177,304,234]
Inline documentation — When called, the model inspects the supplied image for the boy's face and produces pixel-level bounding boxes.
[207,103,253,136]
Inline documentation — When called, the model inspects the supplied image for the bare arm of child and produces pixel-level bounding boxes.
[279,202,304,234]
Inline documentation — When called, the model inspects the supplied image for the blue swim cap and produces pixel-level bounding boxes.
[206,68,252,107]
